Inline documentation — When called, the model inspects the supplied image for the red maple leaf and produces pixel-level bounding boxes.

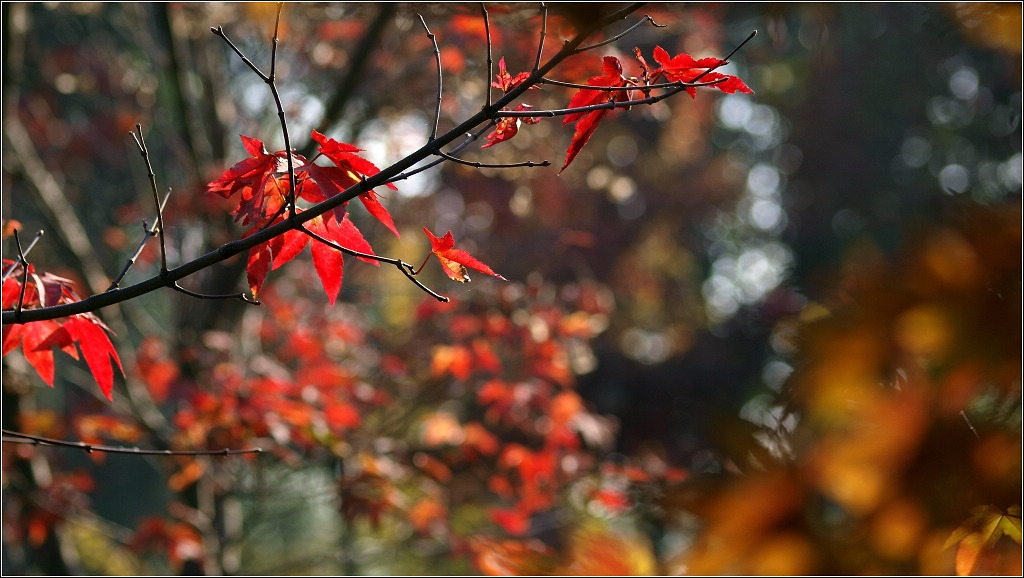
[560,56,630,173]
[243,210,378,304]
[491,57,532,93]
[206,135,297,227]
[483,104,540,149]
[310,130,400,237]
[2,262,123,400]
[421,228,506,283]
[651,45,754,98]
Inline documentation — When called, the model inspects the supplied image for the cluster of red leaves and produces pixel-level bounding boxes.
[482,57,540,149]
[206,131,397,303]
[208,131,504,303]
[1,259,123,400]
[481,48,752,173]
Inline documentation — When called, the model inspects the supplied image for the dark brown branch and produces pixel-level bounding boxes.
[1,3,670,325]
[1,429,262,456]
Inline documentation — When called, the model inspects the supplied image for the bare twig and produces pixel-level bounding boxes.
[1,429,262,456]
[576,14,665,53]
[171,281,259,304]
[960,410,980,440]
[129,125,169,273]
[438,149,549,169]
[418,14,443,140]
[534,3,548,72]
[496,82,724,119]
[13,230,29,319]
[299,225,449,302]
[483,3,493,109]
[1,229,43,283]
[107,188,171,289]
[689,30,758,85]
[538,77,727,91]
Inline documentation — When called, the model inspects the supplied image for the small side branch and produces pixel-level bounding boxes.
[960,410,981,440]
[129,125,169,273]
[299,225,449,302]
[576,14,665,53]
[690,30,758,85]
[438,149,549,169]
[419,14,443,140]
[533,3,548,72]
[171,281,260,304]
[13,231,29,319]
[1,429,262,456]
[1,229,43,283]
[483,3,493,109]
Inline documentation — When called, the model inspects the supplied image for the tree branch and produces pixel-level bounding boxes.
[1,2,663,325]
[1,429,262,456]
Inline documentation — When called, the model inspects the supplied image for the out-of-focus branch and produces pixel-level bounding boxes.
[301,4,396,158]
[4,115,110,295]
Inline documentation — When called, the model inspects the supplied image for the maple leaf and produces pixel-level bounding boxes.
[491,56,532,93]
[2,262,123,400]
[206,135,297,227]
[944,505,1023,576]
[560,56,630,173]
[652,45,754,98]
[244,210,378,305]
[483,104,540,149]
[309,130,400,237]
[422,228,506,283]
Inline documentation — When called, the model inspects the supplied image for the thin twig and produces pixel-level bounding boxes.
[960,410,980,440]
[107,195,169,292]
[1,429,262,456]
[298,225,449,302]
[209,26,268,81]
[1,229,43,283]
[392,123,493,182]
[689,30,758,85]
[13,230,28,319]
[576,14,665,53]
[483,3,493,109]
[129,125,169,273]
[171,281,259,304]
[539,77,727,91]
[533,3,548,72]
[418,14,442,140]
[438,149,549,169]
[497,78,728,119]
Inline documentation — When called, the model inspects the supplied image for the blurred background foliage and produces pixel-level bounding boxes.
[2,2,1020,575]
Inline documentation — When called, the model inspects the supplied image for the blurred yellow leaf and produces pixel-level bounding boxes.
[945,505,1023,575]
